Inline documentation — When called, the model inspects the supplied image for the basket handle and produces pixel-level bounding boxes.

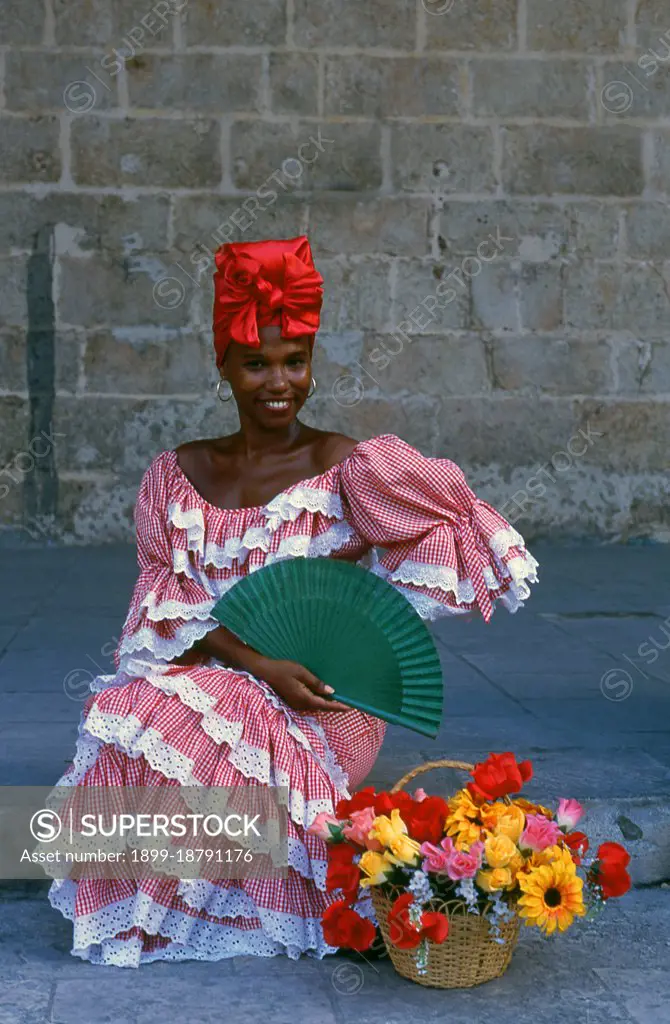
[391,758,474,793]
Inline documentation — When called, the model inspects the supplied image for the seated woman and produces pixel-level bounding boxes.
[48,235,538,967]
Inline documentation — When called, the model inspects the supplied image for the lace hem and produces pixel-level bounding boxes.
[48,878,340,967]
[116,618,221,664]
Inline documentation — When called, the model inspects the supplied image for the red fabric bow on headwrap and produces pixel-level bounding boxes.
[212,235,324,368]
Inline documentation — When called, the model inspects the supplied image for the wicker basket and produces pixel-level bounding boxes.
[371,758,520,989]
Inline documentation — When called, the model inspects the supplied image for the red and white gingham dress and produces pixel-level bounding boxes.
[48,433,538,967]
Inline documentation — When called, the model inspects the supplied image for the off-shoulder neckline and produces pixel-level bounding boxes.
[165,434,395,515]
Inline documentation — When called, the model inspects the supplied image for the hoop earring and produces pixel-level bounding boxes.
[307,376,317,399]
[217,378,233,402]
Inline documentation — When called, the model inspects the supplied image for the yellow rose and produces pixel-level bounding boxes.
[477,867,514,892]
[387,833,421,865]
[358,850,394,888]
[369,808,408,848]
[484,834,519,869]
[482,803,525,844]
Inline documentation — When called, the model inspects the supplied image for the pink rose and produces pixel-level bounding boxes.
[414,788,428,802]
[556,798,584,831]
[307,811,340,841]
[420,837,454,874]
[446,840,485,880]
[343,807,383,851]
[520,813,563,852]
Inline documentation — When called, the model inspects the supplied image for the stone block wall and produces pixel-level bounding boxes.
[1,0,669,544]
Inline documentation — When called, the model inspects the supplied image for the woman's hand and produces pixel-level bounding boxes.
[258,658,350,713]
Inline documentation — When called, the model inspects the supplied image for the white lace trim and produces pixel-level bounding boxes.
[116,618,221,664]
[264,486,344,528]
[139,589,216,623]
[168,501,206,556]
[48,878,340,967]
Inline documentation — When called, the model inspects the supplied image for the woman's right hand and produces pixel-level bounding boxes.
[256,658,350,713]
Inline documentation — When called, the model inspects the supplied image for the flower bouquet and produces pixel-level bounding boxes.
[308,754,632,989]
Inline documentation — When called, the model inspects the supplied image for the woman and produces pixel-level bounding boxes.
[48,236,538,967]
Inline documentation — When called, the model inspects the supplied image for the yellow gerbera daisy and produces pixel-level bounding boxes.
[517,859,586,935]
[445,790,484,849]
[515,797,555,820]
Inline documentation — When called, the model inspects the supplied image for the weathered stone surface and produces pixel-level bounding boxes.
[53,0,183,46]
[71,116,221,188]
[53,396,231,475]
[565,263,670,332]
[126,54,263,112]
[183,0,286,46]
[308,391,440,453]
[360,332,490,397]
[0,257,29,328]
[324,56,461,118]
[471,263,562,332]
[5,51,117,111]
[564,202,622,259]
[0,116,60,183]
[0,398,29,467]
[438,201,566,262]
[317,259,392,332]
[634,0,670,49]
[0,193,170,252]
[0,329,27,393]
[502,127,644,196]
[391,124,495,193]
[57,253,191,329]
[308,197,430,256]
[269,53,319,116]
[600,62,670,120]
[394,259,469,331]
[173,196,307,254]
[471,262,521,331]
[648,131,670,194]
[232,121,382,192]
[423,0,517,51]
[526,0,628,52]
[434,395,577,465]
[573,399,670,472]
[472,59,590,119]
[616,338,670,395]
[518,264,564,331]
[0,0,44,43]
[491,336,614,394]
[294,0,416,49]
[83,328,215,395]
[626,202,670,259]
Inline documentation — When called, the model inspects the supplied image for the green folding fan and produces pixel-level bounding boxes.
[211,558,443,738]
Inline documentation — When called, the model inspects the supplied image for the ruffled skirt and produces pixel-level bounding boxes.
[48,658,386,967]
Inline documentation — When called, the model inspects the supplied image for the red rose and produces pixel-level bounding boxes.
[593,842,631,899]
[403,796,450,844]
[597,842,630,871]
[467,752,533,802]
[373,790,415,816]
[336,786,376,818]
[325,843,360,897]
[387,893,423,949]
[420,911,450,944]
[564,831,590,864]
[387,893,451,949]
[322,899,376,951]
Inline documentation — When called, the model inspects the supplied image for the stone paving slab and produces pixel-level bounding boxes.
[0,889,668,1024]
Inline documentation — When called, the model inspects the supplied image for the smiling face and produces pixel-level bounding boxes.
[221,325,313,425]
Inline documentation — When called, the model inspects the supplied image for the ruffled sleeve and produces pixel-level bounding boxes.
[339,434,539,623]
[115,452,221,667]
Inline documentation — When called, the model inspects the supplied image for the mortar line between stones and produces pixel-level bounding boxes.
[42,0,55,46]
[517,0,527,52]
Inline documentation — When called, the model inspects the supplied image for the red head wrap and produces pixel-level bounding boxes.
[212,235,324,368]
